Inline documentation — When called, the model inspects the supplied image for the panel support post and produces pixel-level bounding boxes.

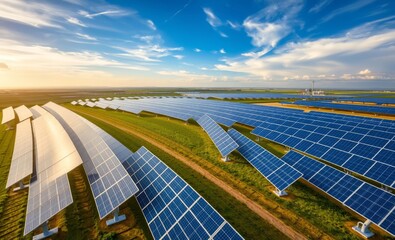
[274,188,288,197]
[32,222,58,240]
[352,220,374,238]
[106,207,126,226]
[5,122,13,130]
[256,137,260,142]
[221,156,230,162]
[13,180,29,192]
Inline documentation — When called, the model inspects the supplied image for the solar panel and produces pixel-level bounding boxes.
[1,106,15,124]
[282,151,395,237]
[85,101,96,108]
[82,118,133,163]
[14,105,33,122]
[228,129,302,193]
[24,112,83,236]
[197,115,238,157]
[43,102,139,219]
[5,119,33,189]
[122,146,243,240]
[71,101,77,105]
[30,105,50,119]
[95,102,109,109]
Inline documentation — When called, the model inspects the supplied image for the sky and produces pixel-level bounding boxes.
[0,0,395,89]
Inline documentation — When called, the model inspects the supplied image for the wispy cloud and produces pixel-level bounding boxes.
[67,17,86,27]
[76,33,96,41]
[203,8,222,27]
[173,55,184,60]
[194,48,202,52]
[146,20,157,30]
[359,69,371,75]
[78,9,129,19]
[116,45,183,62]
[321,0,375,23]
[165,0,191,23]
[219,48,226,54]
[0,63,8,69]
[309,0,333,13]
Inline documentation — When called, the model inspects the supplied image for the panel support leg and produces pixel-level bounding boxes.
[32,222,58,240]
[5,122,13,130]
[106,207,126,226]
[221,156,230,162]
[256,137,260,142]
[352,220,374,238]
[13,181,29,192]
[274,188,288,197]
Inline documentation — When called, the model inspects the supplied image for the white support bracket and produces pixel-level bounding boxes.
[221,156,230,162]
[106,207,126,226]
[274,188,288,197]
[32,222,58,240]
[13,181,29,192]
[352,220,374,238]
[256,137,260,142]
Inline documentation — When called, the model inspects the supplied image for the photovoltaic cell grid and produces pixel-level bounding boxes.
[122,146,243,240]
[6,119,33,188]
[24,112,83,235]
[86,101,96,108]
[14,105,33,122]
[338,97,395,105]
[251,123,395,188]
[292,100,395,115]
[180,93,342,99]
[43,102,139,219]
[1,106,15,124]
[82,117,133,163]
[197,115,238,157]
[228,129,302,191]
[282,151,395,236]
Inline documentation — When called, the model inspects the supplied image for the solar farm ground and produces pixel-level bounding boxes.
[0,89,394,239]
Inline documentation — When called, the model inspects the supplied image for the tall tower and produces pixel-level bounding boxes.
[311,80,315,96]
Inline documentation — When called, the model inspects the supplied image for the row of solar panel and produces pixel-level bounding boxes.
[1,105,33,125]
[181,93,342,99]
[291,100,395,115]
[122,146,243,240]
[282,151,395,236]
[338,97,395,105]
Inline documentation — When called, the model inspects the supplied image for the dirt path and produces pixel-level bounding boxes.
[84,113,307,240]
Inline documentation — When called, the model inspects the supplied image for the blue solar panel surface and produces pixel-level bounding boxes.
[282,151,395,236]
[228,129,302,191]
[291,100,395,115]
[122,146,243,240]
[197,115,239,157]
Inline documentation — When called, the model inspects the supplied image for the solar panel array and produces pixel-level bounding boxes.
[228,129,302,191]
[339,97,395,105]
[291,100,395,115]
[180,93,344,99]
[122,146,243,240]
[43,102,139,219]
[197,115,238,157]
[14,105,33,122]
[1,106,15,124]
[6,119,33,189]
[24,112,83,235]
[282,151,395,236]
[30,105,50,119]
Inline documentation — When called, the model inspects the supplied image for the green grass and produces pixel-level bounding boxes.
[67,105,369,240]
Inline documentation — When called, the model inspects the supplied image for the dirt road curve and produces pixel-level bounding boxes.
[86,114,307,240]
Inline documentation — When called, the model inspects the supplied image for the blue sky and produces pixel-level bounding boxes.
[0,0,394,89]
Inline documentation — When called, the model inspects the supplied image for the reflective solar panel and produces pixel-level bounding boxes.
[6,119,33,189]
[14,105,33,122]
[1,106,15,124]
[24,113,83,236]
[30,105,50,119]
[282,151,395,236]
[85,101,96,108]
[228,129,302,191]
[43,102,139,219]
[122,146,243,240]
[197,115,238,157]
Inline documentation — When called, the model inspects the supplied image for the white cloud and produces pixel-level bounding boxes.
[219,48,226,54]
[194,48,202,52]
[219,32,228,38]
[243,21,287,48]
[67,17,86,27]
[0,63,8,69]
[227,20,240,29]
[78,9,129,19]
[147,20,156,30]
[309,0,333,13]
[215,29,395,81]
[203,8,222,27]
[0,0,66,28]
[116,45,183,62]
[359,69,371,75]
[173,55,184,60]
[76,33,97,41]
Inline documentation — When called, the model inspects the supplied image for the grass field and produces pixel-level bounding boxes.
[67,104,383,240]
